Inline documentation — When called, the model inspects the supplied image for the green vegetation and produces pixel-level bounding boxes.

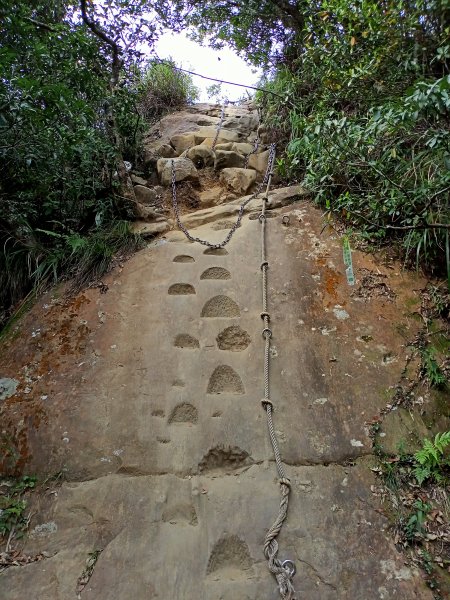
[0,1,195,330]
[421,347,448,388]
[186,0,450,282]
[404,499,432,541]
[0,476,37,547]
[139,60,199,123]
[371,423,450,594]
[414,431,450,484]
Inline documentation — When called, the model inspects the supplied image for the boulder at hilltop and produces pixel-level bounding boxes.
[157,157,199,187]
[220,168,256,194]
[134,185,158,205]
[131,220,169,237]
[170,133,196,155]
[222,114,258,135]
[214,150,245,170]
[194,126,241,145]
[184,145,215,168]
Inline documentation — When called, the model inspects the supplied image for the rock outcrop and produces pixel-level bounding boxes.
[123,101,276,239]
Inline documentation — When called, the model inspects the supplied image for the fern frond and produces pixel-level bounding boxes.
[434,431,450,454]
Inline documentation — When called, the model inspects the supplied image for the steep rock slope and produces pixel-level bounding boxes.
[0,103,436,599]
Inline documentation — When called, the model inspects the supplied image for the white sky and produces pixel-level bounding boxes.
[154,32,261,102]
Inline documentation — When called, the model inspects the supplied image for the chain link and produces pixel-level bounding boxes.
[211,102,227,151]
[244,137,260,168]
[171,144,276,249]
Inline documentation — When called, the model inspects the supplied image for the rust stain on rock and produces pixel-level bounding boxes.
[323,265,343,307]
[0,290,95,475]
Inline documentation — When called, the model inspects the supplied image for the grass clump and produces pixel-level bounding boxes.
[0,476,37,551]
[138,59,200,123]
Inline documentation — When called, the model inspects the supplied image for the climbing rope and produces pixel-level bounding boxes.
[259,154,296,599]
[170,114,296,599]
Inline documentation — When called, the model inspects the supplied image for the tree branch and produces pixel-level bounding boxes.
[24,17,56,32]
[80,0,118,50]
[79,0,123,87]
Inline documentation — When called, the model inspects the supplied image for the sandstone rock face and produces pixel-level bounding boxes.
[214,150,246,170]
[220,167,257,194]
[0,101,435,600]
[214,142,234,152]
[232,142,255,155]
[133,184,158,205]
[167,185,309,230]
[134,203,159,221]
[222,114,258,135]
[194,126,241,145]
[199,186,228,207]
[215,142,255,156]
[257,123,270,144]
[248,149,270,176]
[157,157,199,186]
[170,133,196,155]
[143,143,177,168]
[130,220,169,237]
[199,137,238,149]
[131,174,148,186]
[144,109,219,147]
[157,143,177,158]
[184,145,215,168]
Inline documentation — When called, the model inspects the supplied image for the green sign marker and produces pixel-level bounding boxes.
[343,237,355,286]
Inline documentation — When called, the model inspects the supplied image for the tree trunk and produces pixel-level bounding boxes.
[80,0,136,209]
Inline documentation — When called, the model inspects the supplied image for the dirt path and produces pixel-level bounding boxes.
[0,104,436,599]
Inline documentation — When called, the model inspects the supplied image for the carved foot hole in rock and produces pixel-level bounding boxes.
[174,334,200,349]
[204,247,228,256]
[200,267,231,280]
[207,365,245,394]
[199,445,252,475]
[168,402,198,424]
[151,409,165,417]
[212,411,222,418]
[162,504,198,526]
[201,295,240,318]
[212,220,241,231]
[172,379,185,387]
[217,326,251,351]
[206,535,253,576]
[168,283,196,295]
[173,255,195,263]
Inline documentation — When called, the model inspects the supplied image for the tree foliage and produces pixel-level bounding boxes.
[0,0,195,327]
[186,0,450,279]
[185,0,306,65]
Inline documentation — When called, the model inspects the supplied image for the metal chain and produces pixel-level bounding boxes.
[171,144,276,249]
[244,136,260,168]
[211,102,227,150]
[259,152,296,600]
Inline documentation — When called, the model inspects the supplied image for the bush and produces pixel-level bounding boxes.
[138,59,199,123]
[254,1,450,281]
[0,3,146,328]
